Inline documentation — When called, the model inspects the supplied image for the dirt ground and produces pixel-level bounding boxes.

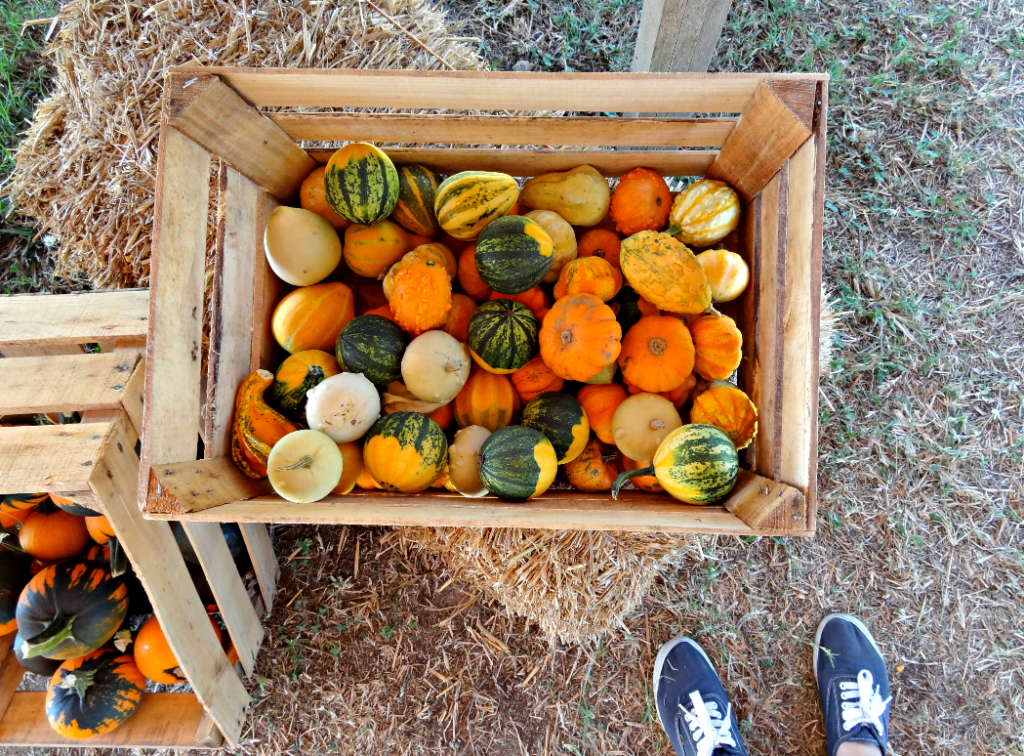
[7,0,1023,754]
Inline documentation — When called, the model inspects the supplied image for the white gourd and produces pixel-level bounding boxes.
[610,393,682,463]
[264,206,342,286]
[446,426,492,498]
[401,330,471,404]
[305,373,380,442]
[267,430,343,503]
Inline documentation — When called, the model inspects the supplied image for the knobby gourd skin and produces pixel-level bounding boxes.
[382,244,456,299]
[467,300,540,374]
[324,142,399,225]
[434,171,520,240]
[387,259,452,336]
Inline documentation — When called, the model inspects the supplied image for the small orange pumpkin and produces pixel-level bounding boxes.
[690,313,743,380]
[135,614,222,685]
[697,249,750,303]
[442,293,477,342]
[577,383,628,445]
[428,401,454,431]
[623,372,697,409]
[86,515,116,545]
[609,167,672,235]
[618,452,664,493]
[364,303,397,322]
[19,505,90,561]
[690,383,758,450]
[577,228,622,269]
[272,282,355,354]
[539,294,622,382]
[553,257,623,302]
[564,437,621,492]
[618,315,695,393]
[457,245,493,302]
[300,166,350,230]
[510,356,565,403]
[355,466,383,490]
[489,285,550,320]
[453,367,520,432]
[343,220,408,279]
[388,259,453,335]
[669,179,741,247]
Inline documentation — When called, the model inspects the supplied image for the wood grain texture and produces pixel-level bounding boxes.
[122,355,146,438]
[0,423,113,493]
[149,456,272,514]
[182,522,264,676]
[707,82,811,201]
[723,468,803,528]
[306,148,716,177]
[250,192,284,372]
[140,127,210,508]
[166,73,316,200]
[89,419,249,747]
[239,522,279,613]
[0,351,140,415]
[0,692,216,749]
[0,290,148,348]
[206,167,259,457]
[271,112,735,147]
[0,642,25,723]
[1,344,84,357]
[632,0,733,74]
[177,67,824,112]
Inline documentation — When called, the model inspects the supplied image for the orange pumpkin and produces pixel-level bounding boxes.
[690,313,743,380]
[442,293,477,342]
[453,367,520,432]
[553,257,622,302]
[355,466,383,490]
[609,167,672,235]
[577,383,628,445]
[19,505,90,561]
[86,515,116,544]
[623,372,697,409]
[510,356,565,403]
[231,370,301,479]
[577,228,622,269]
[135,614,222,685]
[489,285,550,320]
[690,383,758,450]
[364,303,397,322]
[618,316,695,393]
[300,166,350,230]
[428,401,454,431]
[457,245,492,302]
[388,259,453,335]
[343,220,408,279]
[618,452,664,492]
[539,294,622,382]
[272,282,355,354]
[564,437,621,492]
[0,493,46,529]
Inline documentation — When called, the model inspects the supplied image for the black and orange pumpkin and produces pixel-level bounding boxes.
[1,551,31,634]
[46,648,146,739]
[16,560,128,660]
[49,494,100,517]
[0,493,47,529]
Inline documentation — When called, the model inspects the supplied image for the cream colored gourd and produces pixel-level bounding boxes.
[524,210,577,283]
[446,425,492,497]
[401,330,471,404]
[264,206,342,286]
[305,373,380,442]
[519,165,611,226]
[267,430,344,503]
[610,393,683,463]
[381,381,446,415]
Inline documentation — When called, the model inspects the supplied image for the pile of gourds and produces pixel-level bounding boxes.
[0,493,241,739]
[236,143,760,506]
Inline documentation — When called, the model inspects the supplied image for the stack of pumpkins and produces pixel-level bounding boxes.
[0,492,241,739]
[236,142,759,506]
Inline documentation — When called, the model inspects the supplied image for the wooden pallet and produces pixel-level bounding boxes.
[0,290,279,749]
[141,69,826,536]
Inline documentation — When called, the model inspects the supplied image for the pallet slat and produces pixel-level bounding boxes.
[0,424,111,493]
[0,351,140,415]
[148,456,272,514]
[0,290,149,349]
[239,522,280,613]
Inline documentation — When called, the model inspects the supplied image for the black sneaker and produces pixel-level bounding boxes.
[653,636,747,756]
[814,614,892,756]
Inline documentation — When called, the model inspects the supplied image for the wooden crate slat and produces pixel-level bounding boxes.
[306,147,715,177]
[90,420,249,747]
[182,522,264,676]
[239,522,280,613]
[270,112,736,148]
[186,67,825,113]
[122,354,146,437]
[706,81,812,201]
[141,126,211,507]
[250,191,283,372]
[148,456,272,514]
[0,692,216,749]
[2,344,85,357]
[206,167,259,457]
[631,0,733,75]
[166,74,316,200]
[0,290,149,349]
[0,424,111,493]
[0,642,25,723]
[0,351,141,415]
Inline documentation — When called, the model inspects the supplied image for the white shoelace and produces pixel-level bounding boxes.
[839,670,892,736]
[679,691,737,756]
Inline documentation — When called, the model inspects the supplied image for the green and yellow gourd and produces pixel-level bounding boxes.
[269,350,340,423]
[362,412,448,493]
[474,215,555,294]
[477,425,558,503]
[520,392,590,464]
[434,171,519,241]
[612,424,738,505]
[466,300,539,374]
[324,142,399,225]
[392,164,442,236]
[335,314,409,386]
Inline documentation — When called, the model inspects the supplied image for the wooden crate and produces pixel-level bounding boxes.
[0,290,279,749]
[141,69,827,536]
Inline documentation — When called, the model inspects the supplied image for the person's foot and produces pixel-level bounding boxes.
[653,636,747,756]
[814,614,892,756]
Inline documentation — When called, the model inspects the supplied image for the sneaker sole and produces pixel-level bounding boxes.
[652,636,714,702]
[813,613,885,681]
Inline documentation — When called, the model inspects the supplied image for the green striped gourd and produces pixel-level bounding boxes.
[466,300,539,374]
[324,142,399,225]
[477,425,558,503]
[335,315,409,386]
[474,215,555,294]
[269,350,340,422]
[362,412,447,493]
[520,391,590,464]
[392,164,442,236]
[434,171,519,240]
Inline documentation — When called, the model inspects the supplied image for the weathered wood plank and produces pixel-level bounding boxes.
[0,351,140,415]
[0,640,25,723]
[0,423,112,494]
[632,0,733,74]
[0,290,149,349]
[239,522,279,613]
[250,191,283,372]
[148,456,272,514]
[166,73,316,200]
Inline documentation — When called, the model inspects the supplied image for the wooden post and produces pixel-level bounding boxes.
[631,0,733,75]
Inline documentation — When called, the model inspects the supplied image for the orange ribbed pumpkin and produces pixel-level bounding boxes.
[510,356,565,403]
[442,293,477,342]
[618,316,695,393]
[577,383,628,445]
[690,313,743,380]
[453,368,520,432]
[609,167,671,235]
[564,437,621,492]
[553,257,622,302]
[489,285,550,320]
[690,383,758,449]
[272,282,355,354]
[539,294,622,382]
[577,228,622,269]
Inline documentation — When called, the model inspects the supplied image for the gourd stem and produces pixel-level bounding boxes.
[650,419,665,430]
[611,466,655,500]
[22,613,76,658]
[276,455,315,471]
[648,338,667,356]
[443,361,462,373]
[664,224,681,236]
[58,666,98,704]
